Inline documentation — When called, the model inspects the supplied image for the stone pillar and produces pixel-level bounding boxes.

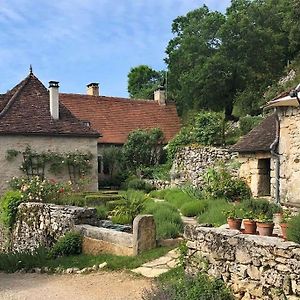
[133,215,156,255]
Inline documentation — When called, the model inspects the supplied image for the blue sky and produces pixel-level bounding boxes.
[0,0,231,97]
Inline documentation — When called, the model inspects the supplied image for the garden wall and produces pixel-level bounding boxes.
[185,225,300,299]
[171,146,237,187]
[11,202,98,252]
[0,223,7,252]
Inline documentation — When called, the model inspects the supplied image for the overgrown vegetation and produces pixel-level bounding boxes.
[287,214,300,244]
[180,200,208,217]
[143,266,233,300]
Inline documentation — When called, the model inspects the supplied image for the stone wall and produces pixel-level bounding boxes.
[0,135,98,195]
[0,223,8,252]
[278,107,300,205]
[11,202,98,252]
[171,146,237,187]
[185,225,300,299]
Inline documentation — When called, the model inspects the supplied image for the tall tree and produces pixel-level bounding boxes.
[127,65,165,99]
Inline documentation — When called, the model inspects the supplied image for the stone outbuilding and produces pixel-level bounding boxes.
[231,84,300,207]
[0,71,100,194]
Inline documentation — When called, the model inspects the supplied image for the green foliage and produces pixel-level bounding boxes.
[149,189,170,199]
[180,200,208,217]
[0,191,23,229]
[95,206,108,220]
[9,176,67,203]
[111,214,133,225]
[202,165,251,201]
[123,128,164,172]
[166,1,300,117]
[239,198,278,219]
[287,214,300,243]
[222,207,243,219]
[143,266,233,300]
[126,178,155,193]
[49,232,82,259]
[101,146,123,178]
[112,190,148,224]
[164,188,196,209]
[140,162,172,181]
[239,115,264,135]
[128,65,164,99]
[143,201,183,239]
[197,198,233,226]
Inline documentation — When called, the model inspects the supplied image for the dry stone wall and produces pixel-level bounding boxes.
[171,146,237,187]
[185,225,300,300]
[11,203,98,252]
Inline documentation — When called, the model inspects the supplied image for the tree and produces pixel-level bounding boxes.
[102,146,123,179]
[128,65,165,99]
[123,128,164,172]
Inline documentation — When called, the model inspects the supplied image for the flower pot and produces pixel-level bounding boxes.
[243,219,257,234]
[257,222,274,236]
[227,218,242,230]
[280,223,288,240]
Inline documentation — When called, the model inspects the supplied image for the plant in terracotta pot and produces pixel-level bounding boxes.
[280,210,291,240]
[256,213,274,236]
[242,210,257,234]
[223,207,242,230]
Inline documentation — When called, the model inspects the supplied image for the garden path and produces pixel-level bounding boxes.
[131,248,180,278]
[0,271,151,300]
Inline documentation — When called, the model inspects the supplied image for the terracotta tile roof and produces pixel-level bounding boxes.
[230,114,277,153]
[0,74,100,138]
[61,93,181,144]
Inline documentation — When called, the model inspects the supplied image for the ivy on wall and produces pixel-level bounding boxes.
[6,146,93,183]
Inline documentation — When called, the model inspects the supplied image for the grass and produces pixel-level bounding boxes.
[0,246,171,273]
[164,188,196,209]
[197,198,233,226]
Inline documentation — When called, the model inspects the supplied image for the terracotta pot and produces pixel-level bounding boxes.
[257,222,274,236]
[280,223,288,240]
[227,218,242,230]
[243,219,257,234]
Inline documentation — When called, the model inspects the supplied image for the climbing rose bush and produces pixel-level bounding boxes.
[9,176,69,202]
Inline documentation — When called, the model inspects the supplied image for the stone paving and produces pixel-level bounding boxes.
[131,248,180,278]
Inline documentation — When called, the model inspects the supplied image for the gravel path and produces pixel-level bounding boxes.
[0,271,152,300]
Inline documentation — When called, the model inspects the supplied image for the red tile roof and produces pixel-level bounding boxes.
[61,94,181,144]
[0,74,100,138]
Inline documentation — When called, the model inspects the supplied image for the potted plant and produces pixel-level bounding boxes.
[223,207,242,230]
[256,213,274,236]
[242,210,257,234]
[280,210,291,240]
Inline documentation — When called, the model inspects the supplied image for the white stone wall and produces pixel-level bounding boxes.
[0,135,98,194]
[278,107,300,204]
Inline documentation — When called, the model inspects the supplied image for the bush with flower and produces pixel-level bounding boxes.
[9,176,70,202]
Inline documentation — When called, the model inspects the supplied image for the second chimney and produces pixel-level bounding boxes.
[87,82,99,96]
[49,81,59,120]
[154,86,166,106]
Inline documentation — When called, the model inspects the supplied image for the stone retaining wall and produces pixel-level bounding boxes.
[11,202,98,252]
[171,146,237,187]
[185,225,300,299]
[76,215,156,256]
[0,223,8,252]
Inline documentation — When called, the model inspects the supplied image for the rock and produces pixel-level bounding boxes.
[98,262,107,269]
[247,265,261,280]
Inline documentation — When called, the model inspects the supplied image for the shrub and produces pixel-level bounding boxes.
[240,198,277,219]
[127,178,155,193]
[143,266,233,300]
[0,191,23,229]
[198,198,233,226]
[164,189,195,209]
[287,214,300,243]
[202,165,251,201]
[149,189,170,199]
[180,200,208,217]
[143,202,183,239]
[49,232,82,259]
[111,214,132,225]
[54,193,86,206]
[112,190,148,224]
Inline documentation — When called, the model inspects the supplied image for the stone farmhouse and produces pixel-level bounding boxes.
[60,81,181,180]
[0,70,181,192]
[231,84,300,207]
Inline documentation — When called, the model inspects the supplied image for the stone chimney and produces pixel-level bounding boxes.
[49,81,59,120]
[154,86,166,106]
[87,83,99,96]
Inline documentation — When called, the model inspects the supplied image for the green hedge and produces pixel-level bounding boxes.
[180,200,208,217]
